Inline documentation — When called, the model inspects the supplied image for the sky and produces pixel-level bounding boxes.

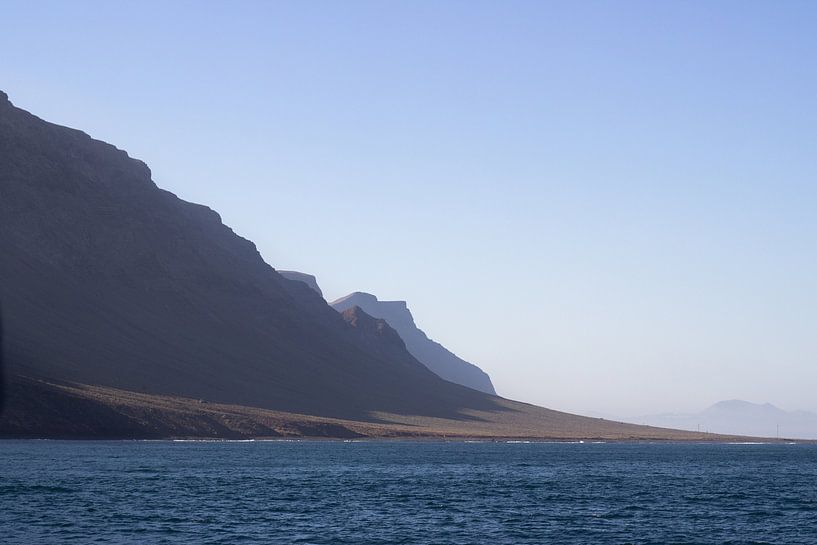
[2,1,816,416]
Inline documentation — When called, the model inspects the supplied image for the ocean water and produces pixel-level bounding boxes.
[1,441,816,544]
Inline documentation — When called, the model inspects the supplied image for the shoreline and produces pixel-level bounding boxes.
[3,376,810,444]
[2,435,811,444]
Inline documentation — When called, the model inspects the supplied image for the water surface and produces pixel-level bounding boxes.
[1,440,816,544]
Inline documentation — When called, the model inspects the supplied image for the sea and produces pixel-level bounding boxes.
[1,440,815,544]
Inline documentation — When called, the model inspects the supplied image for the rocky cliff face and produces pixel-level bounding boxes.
[0,91,498,422]
[331,292,496,394]
[278,271,324,298]
[339,305,423,370]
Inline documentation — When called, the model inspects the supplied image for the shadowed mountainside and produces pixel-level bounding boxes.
[339,306,424,369]
[0,90,499,423]
[332,292,496,394]
[0,91,773,441]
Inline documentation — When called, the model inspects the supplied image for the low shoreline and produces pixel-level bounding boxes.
[1,436,812,443]
[3,376,805,443]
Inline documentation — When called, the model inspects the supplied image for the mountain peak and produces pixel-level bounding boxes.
[278,270,323,298]
[335,291,379,303]
[712,399,756,409]
[332,292,409,311]
[708,399,781,412]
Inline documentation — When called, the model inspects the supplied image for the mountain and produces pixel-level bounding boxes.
[331,292,496,394]
[629,400,817,440]
[0,89,489,421]
[278,271,323,298]
[339,306,424,368]
[0,90,762,441]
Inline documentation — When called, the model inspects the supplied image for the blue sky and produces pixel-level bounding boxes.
[3,1,816,415]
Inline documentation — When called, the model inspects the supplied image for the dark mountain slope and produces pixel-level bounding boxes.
[331,292,496,394]
[340,306,422,369]
[0,91,773,442]
[0,91,500,421]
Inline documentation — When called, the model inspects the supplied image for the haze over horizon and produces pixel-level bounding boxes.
[2,0,815,416]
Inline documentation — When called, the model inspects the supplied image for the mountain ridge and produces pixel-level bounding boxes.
[0,90,777,441]
[0,89,494,422]
[331,291,496,394]
[278,271,324,298]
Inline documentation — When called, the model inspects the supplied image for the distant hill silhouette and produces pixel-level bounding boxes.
[331,292,496,394]
[629,400,817,440]
[278,271,323,298]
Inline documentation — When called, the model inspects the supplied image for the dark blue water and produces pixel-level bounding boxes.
[1,441,816,544]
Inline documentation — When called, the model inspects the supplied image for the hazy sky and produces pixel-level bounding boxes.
[3,1,816,416]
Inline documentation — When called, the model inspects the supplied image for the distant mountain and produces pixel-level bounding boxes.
[629,400,817,440]
[278,271,323,298]
[331,292,496,394]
